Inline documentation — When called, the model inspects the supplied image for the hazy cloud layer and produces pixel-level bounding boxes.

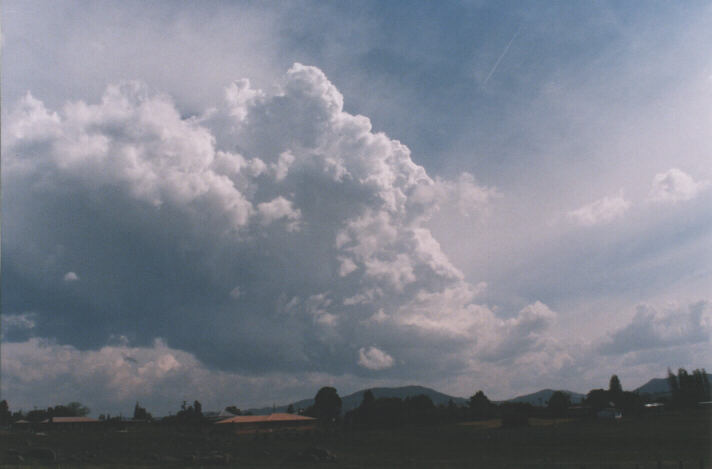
[1,338,385,415]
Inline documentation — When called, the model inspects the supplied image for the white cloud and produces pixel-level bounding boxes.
[63,271,80,282]
[229,286,242,299]
[1,313,37,331]
[256,196,301,231]
[568,192,631,226]
[7,83,254,231]
[648,168,709,203]
[598,300,712,355]
[357,346,395,370]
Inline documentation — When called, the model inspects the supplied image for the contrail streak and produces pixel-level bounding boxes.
[483,27,521,86]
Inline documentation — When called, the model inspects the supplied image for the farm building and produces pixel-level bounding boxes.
[215,413,317,434]
[40,416,101,430]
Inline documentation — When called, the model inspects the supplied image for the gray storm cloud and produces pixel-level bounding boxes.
[3,60,709,414]
[4,63,515,382]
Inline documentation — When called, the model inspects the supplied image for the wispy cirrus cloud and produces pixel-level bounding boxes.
[568,192,631,227]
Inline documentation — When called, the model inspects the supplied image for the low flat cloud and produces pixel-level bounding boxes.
[0,337,387,415]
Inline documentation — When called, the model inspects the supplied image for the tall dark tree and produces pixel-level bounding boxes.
[692,369,710,401]
[669,368,710,407]
[311,386,342,422]
[667,368,679,396]
[286,404,295,414]
[468,391,491,419]
[609,375,623,395]
[0,401,11,426]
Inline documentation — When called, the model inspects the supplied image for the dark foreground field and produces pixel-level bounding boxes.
[1,409,709,468]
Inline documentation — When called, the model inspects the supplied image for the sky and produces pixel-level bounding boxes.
[2,0,711,416]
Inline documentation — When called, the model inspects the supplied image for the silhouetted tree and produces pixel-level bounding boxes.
[405,394,434,411]
[468,391,491,419]
[547,391,571,418]
[0,401,11,426]
[133,402,152,420]
[609,375,622,395]
[309,387,342,422]
[692,369,710,401]
[176,400,204,422]
[225,406,241,416]
[617,390,643,416]
[667,368,680,396]
[371,397,404,427]
[403,395,436,424]
[26,408,50,423]
[286,404,295,414]
[585,389,610,412]
[668,368,710,408]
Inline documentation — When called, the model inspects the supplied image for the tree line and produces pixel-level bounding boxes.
[300,368,709,429]
[1,368,707,427]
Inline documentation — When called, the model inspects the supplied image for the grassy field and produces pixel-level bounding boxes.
[1,409,709,467]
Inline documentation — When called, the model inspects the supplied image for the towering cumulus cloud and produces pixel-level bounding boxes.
[4,64,566,411]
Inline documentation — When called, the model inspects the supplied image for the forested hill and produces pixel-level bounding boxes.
[503,389,585,406]
[635,373,711,397]
[247,385,467,415]
[244,372,711,415]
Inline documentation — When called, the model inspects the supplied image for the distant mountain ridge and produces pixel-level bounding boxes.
[243,373,710,415]
[504,389,585,406]
[634,373,711,397]
[246,385,467,415]
[634,378,671,396]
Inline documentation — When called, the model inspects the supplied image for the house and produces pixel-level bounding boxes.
[215,413,317,434]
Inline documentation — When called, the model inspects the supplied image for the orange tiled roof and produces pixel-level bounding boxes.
[215,413,316,424]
